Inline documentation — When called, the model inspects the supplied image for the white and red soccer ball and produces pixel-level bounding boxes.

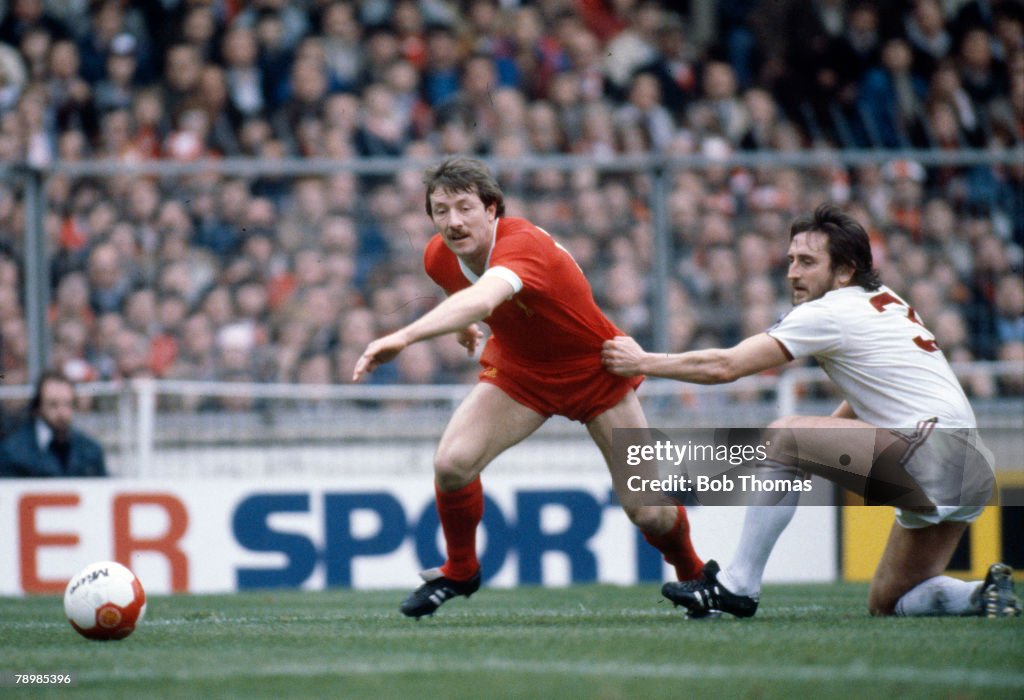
[63,561,146,640]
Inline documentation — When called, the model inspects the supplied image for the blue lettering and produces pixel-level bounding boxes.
[233,494,317,589]
[635,528,666,582]
[231,488,651,589]
[323,493,407,587]
[516,490,600,584]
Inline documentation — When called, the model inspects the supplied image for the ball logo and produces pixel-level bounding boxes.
[97,604,123,628]
[67,567,109,597]
[64,561,146,640]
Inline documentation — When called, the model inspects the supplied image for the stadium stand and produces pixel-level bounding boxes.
[0,0,1021,441]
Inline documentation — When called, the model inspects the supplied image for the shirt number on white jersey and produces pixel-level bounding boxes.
[869,292,940,352]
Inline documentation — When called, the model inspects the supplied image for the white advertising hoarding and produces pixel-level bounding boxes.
[1,475,837,595]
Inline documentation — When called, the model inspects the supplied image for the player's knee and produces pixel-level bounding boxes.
[764,416,801,461]
[433,448,479,491]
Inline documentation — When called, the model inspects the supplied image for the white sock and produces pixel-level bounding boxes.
[718,462,802,598]
[720,499,798,598]
[894,576,982,616]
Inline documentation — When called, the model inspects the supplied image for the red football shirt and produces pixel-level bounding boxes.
[424,217,624,371]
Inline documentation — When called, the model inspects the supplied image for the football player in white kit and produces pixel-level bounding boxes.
[602,204,1020,619]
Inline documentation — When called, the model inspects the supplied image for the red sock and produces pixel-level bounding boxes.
[436,477,483,581]
[643,505,703,581]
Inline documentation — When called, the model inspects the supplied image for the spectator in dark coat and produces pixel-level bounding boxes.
[0,370,107,477]
[859,38,930,146]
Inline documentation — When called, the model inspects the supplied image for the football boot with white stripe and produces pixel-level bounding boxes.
[980,563,1021,618]
[400,567,481,619]
[661,559,759,618]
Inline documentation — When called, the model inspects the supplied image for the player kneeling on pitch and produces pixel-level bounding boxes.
[354,157,703,618]
[603,204,1020,619]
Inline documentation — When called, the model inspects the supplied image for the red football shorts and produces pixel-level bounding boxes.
[478,358,643,423]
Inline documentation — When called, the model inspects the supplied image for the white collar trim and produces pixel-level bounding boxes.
[457,217,500,283]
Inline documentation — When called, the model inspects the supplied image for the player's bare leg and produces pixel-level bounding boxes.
[767,415,1017,617]
[869,520,1019,617]
[662,414,905,618]
[665,413,1018,619]
[868,520,968,616]
[401,383,546,618]
[587,391,703,581]
[764,415,927,504]
[433,382,547,492]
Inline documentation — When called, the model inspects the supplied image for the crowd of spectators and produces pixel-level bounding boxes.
[0,0,1022,418]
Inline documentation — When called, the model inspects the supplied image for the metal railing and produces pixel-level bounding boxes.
[1,360,1019,477]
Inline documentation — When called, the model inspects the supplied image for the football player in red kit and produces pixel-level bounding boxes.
[354,157,702,617]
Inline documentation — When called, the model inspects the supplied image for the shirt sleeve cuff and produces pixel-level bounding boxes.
[765,332,795,361]
[482,266,523,294]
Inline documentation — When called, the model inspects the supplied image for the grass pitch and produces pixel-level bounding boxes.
[2,583,1022,699]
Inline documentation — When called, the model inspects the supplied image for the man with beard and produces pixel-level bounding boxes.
[0,370,106,477]
[603,204,1019,619]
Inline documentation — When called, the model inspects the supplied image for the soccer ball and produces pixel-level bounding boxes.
[63,561,146,640]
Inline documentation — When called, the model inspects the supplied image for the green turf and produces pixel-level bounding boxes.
[1,584,1021,699]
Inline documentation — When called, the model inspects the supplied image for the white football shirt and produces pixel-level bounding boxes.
[767,284,976,428]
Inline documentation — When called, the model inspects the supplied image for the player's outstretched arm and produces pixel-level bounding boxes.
[353,276,514,381]
[602,333,790,384]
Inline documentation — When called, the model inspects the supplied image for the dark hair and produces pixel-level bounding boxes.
[30,370,75,415]
[790,204,882,291]
[423,157,505,218]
